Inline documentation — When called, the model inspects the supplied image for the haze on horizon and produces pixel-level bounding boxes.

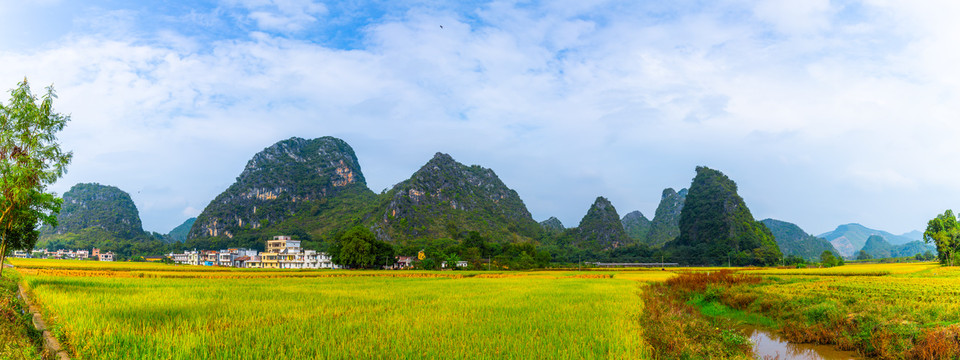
[1,0,957,236]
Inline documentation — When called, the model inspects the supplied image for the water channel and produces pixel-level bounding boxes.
[748,328,862,360]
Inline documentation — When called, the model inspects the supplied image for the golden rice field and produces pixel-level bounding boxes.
[10,259,676,360]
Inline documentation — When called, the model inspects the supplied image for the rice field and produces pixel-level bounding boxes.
[10,259,669,359]
[710,262,960,358]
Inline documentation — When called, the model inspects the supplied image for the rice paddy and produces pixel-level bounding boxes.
[10,259,669,359]
[12,259,960,359]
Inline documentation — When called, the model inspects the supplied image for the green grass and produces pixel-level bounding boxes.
[0,268,43,360]
[15,261,652,359]
[687,295,776,328]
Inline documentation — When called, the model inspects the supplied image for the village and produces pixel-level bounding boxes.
[16,235,470,270]
[13,248,115,262]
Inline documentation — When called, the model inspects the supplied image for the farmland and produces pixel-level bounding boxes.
[8,260,960,359]
[10,259,669,359]
[675,263,960,358]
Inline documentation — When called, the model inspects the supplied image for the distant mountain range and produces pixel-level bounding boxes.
[41,136,932,264]
[860,235,936,259]
[818,223,924,258]
[761,219,840,261]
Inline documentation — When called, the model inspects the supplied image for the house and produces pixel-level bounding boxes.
[161,236,338,269]
[12,250,30,259]
[98,251,115,262]
[392,256,415,269]
[245,236,337,269]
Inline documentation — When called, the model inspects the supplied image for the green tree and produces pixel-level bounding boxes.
[820,250,839,267]
[329,225,395,269]
[857,250,872,261]
[0,79,72,275]
[924,210,960,266]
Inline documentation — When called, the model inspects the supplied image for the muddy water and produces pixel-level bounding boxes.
[748,328,861,360]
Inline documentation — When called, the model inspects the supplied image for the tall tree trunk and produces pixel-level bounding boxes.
[0,237,7,277]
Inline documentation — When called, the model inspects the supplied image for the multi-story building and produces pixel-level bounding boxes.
[246,236,336,269]
[165,236,337,269]
[98,251,115,262]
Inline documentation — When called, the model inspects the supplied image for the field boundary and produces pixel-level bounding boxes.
[17,284,70,360]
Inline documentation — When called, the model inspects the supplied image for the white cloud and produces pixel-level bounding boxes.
[3,0,960,235]
[226,0,328,32]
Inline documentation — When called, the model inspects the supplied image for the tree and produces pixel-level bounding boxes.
[329,225,395,269]
[1,79,72,275]
[857,250,872,261]
[924,210,960,266]
[820,250,839,267]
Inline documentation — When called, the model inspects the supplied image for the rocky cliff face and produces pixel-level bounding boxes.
[189,137,373,239]
[44,183,145,239]
[645,188,686,247]
[575,196,630,249]
[621,211,651,242]
[373,153,540,242]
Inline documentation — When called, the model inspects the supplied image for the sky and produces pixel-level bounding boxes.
[1,0,958,236]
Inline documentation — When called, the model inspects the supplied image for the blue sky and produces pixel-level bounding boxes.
[2,0,958,236]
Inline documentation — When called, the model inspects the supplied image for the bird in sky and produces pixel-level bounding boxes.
[440,25,444,29]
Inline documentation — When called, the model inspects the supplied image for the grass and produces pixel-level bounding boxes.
[12,259,661,359]
[0,267,44,359]
[700,263,960,359]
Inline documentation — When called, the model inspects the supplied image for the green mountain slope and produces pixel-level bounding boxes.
[575,196,630,250]
[861,235,937,259]
[37,183,170,256]
[540,217,565,233]
[761,219,840,261]
[371,153,541,243]
[621,211,651,242]
[165,218,195,243]
[43,183,145,238]
[645,188,686,248]
[667,167,781,266]
[818,223,917,258]
[188,137,378,247]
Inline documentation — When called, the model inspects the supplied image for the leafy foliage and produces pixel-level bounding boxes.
[819,250,843,267]
[0,79,72,274]
[924,210,960,266]
[667,167,781,266]
[329,225,395,269]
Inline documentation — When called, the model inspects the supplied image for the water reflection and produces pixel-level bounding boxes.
[748,328,860,360]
